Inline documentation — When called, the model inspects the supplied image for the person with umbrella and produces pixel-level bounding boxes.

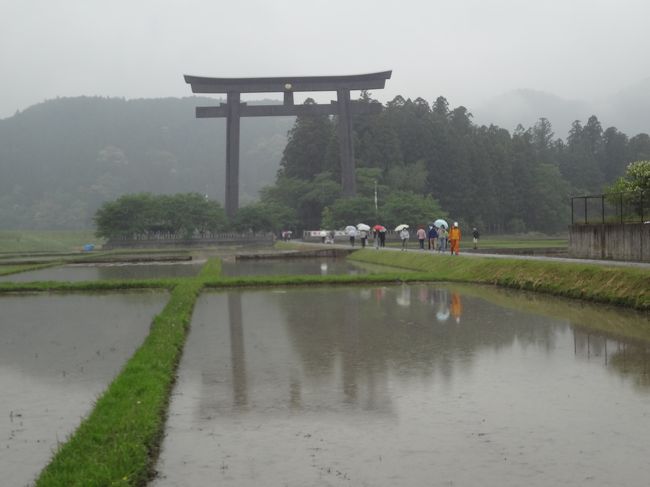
[434,219,448,253]
[396,224,409,251]
[449,221,461,255]
[357,223,370,248]
[345,225,357,247]
[373,225,386,248]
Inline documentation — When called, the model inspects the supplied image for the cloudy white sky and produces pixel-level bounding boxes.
[1,0,649,119]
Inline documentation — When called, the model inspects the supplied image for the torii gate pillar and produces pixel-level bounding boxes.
[184,71,392,218]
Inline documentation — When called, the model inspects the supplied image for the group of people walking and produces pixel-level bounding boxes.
[346,222,480,255]
[413,222,463,254]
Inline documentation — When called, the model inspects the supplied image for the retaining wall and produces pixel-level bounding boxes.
[569,223,649,262]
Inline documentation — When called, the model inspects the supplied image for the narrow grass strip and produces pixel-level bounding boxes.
[348,249,650,310]
[0,261,63,276]
[35,280,202,487]
[198,257,221,280]
[0,278,182,294]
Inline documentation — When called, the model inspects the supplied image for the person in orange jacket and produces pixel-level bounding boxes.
[448,221,461,255]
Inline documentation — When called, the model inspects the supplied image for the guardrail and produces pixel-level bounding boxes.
[570,191,649,225]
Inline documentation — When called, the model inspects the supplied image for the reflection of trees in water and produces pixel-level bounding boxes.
[277,285,561,391]
[572,329,650,390]
[607,343,650,390]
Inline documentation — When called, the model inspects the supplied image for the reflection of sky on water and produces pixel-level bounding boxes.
[220,258,366,277]
[0,262,204,281]
[0,292,167,487]
[154,284,650,487]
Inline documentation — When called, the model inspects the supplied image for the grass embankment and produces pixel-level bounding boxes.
[348,249,650,310]
[34,258,223,486]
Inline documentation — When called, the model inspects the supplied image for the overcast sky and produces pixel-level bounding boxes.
[1,0,649,119]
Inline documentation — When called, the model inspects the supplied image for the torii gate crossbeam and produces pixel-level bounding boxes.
[184,71,392,218]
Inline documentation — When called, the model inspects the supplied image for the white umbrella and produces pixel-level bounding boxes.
[356,223,370,231]
[434,219,448,229]
[395,224,409,232]
[345,225,357,236]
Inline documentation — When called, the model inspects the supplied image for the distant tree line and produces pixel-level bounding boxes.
[87,94,650,237]
[240,93,650,234]
[94,193,227,239]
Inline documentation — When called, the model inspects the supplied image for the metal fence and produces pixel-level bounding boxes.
[571,191,649,225]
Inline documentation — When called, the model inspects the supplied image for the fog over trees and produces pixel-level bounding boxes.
[1,93,648,233]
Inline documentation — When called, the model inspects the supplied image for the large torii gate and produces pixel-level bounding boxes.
[184,70,392,218]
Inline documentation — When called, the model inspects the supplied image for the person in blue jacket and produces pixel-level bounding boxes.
[427,225,438,251]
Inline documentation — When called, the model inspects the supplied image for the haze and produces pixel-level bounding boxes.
[2,0,649,121]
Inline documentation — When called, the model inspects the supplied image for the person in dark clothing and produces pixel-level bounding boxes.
[472,227,480,249]
[428,225,438,251]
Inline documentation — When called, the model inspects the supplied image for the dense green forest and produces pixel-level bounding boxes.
[0,96,292,229]
[254,93,650,233]
[1,94,648,233]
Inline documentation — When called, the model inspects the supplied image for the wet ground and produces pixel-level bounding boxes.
[153,284,650,487]
[0,292,167,487]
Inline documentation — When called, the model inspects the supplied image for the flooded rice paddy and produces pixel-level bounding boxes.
[0,292,167,487]
[154,284,650,487]
[221,257,367,277]
[0,261,205,282]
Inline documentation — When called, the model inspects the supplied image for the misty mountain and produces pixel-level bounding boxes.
[473,79,650,137]
[0,96,292,229]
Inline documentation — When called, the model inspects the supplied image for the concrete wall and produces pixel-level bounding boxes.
[569,223,649,262]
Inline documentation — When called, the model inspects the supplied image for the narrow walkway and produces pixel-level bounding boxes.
[290,240,650,270]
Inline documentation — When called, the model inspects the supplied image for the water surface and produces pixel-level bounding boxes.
[153,284,650,487]
[0,292,167,486]
[221,257,367,276]
[0,261,204,282]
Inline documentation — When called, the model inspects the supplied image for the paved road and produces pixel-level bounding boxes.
[291,240,650,270]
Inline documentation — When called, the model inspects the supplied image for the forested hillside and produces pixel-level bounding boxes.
[2,94,648,233]
[255,93,650,234]
[0,96,292,228]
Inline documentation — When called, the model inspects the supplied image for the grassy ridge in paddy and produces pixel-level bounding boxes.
[348,249,650,310]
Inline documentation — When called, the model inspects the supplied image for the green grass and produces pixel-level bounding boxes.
[348,249,650,310]
[35,280,200,487]
[0,230,103,253]
[0,261,63,276]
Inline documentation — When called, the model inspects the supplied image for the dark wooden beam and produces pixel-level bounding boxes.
[337,89,356,197]
[225,92,240,219]
[184,70,392,94]
[196,101,382,118]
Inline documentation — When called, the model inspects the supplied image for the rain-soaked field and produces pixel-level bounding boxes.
[0,292,167,487]
[2,253,649,486]
[152,284,650,487]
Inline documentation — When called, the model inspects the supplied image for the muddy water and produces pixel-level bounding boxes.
[153,285,650,487]
[221,258,367,276]
[0,261,204,282]
[0,292,167,487]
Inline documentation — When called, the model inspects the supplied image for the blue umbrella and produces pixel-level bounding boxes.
[434,219,448,229]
